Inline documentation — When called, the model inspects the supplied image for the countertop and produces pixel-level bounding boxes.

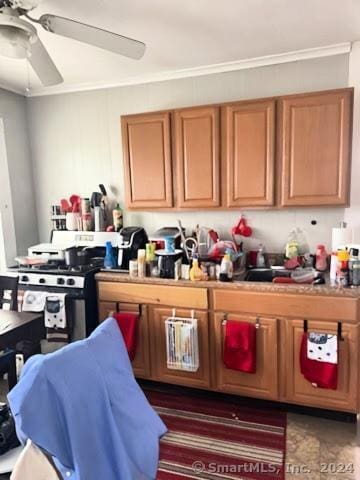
[95,270,360,298]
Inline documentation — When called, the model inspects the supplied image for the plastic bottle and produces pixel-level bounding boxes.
[285,230,299,259]
[315,244,327,271]
[349,248,359,286]
[219,251,233,282]
[137,249,146,278]
[104,241,116,269]
[190,256,204,281]
[336,249,350,287]
[112,204,123,232]
[256,244,266,268]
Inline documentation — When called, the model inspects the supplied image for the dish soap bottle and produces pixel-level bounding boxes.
[190,255,203,281]
[219,251,233,282]
[104,241,116,269]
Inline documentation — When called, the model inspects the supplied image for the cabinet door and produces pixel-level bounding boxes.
[284,319,358,412]
[150,307,210,389]
[213,313,278,400]
[121,112,173,208]
[174,106,220,208]
[117,303,151,379]
[279,89,352,206]
[223,99,275,207]
[98,301,116,323]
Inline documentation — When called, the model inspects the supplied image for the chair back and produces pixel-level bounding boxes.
[0,275,19,311]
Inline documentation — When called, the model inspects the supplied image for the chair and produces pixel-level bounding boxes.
[0,276,18,312]
[0,276,19,391]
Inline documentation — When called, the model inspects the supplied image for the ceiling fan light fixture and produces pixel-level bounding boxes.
[0,25,31,58]
[0,9,36,58]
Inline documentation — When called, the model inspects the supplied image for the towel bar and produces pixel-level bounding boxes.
[222,315,260,329]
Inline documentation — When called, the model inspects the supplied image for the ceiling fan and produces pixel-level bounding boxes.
[0,0,146,86]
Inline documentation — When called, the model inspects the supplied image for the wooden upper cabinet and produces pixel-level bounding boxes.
[121,111,173,208]
[174,106,220,208]
[279,89,353,206]
[222,99,275,207]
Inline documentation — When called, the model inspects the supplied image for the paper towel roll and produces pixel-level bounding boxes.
[331,226,353,251]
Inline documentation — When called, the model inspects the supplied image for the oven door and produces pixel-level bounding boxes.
[18,285,87,354]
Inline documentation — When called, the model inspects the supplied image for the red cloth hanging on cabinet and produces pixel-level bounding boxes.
[113,312,138,361]
[223,321,256,373]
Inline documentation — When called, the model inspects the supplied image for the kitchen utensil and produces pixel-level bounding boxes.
[177,219,190,263]
[117,227,148,271]
[77,250,89,266]
[197,227,219,258]
[60,198,71,213]
[69,194,81,213]
[65,247,78,267]
[164,236,175,254]
[66,212,80,231]
[156,250,183,279]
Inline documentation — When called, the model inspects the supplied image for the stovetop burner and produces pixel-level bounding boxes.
[12,257,104,276]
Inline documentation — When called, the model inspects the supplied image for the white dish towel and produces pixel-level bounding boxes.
[307,332,338,364]
[22,291,47,313]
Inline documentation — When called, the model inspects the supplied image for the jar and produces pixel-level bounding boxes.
[129,260,138,278]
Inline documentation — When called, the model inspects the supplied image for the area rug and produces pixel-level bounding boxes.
[144,386,286,480]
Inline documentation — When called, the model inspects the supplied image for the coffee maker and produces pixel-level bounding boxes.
[117,227,148,270]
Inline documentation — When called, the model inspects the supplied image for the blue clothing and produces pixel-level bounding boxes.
[8,318,167,480]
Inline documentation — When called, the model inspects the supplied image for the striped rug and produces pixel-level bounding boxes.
[144,386,286,480]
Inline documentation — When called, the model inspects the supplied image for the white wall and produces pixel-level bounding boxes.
[345,41,360,240]
[27,54,349,252]
[0,89,39,259]
[0,118,17,269]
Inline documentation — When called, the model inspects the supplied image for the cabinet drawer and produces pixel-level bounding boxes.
[212,290,358,322]
[212,313,278,400]
[98,282,208,309]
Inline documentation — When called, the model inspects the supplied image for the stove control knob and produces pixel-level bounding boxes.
[57,278,65,285]
[39,278,46,284]
[67,278,75,286]
[21,275,29,282]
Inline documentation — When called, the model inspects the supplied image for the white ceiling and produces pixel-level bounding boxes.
[1,0,360,96]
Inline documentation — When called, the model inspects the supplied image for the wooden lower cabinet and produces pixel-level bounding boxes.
[149,306,211,389]
[283,319,359,412]
[212,313,279,400]
[97,279,360,413]
[98,301,117,322]
[98,300,151,379]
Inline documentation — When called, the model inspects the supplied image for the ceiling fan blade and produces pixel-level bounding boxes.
[28,36,63,86]
[39,14,145,60]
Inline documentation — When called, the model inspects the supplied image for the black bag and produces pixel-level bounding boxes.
[0,404,20,455]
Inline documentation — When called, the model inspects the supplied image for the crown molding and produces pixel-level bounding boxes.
[0,81,25,96]
[18,42,351,97]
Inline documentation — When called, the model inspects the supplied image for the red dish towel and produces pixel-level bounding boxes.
[300,333,338,389]
[113,312,138,361]
[223,321,256,373]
